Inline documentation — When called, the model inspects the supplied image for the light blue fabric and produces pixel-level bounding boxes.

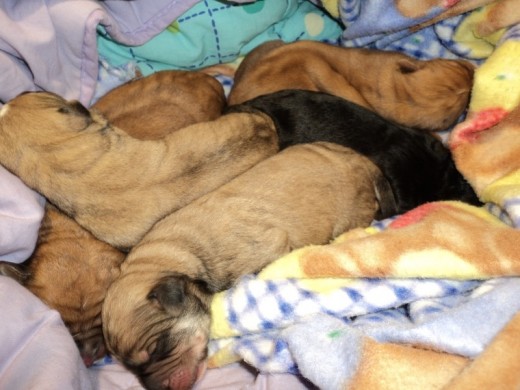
[214,277,520,389]
[96,0,343,74]
[207,274,480,374]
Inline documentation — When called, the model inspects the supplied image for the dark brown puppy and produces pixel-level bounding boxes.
[227,89,480,213]
[0,91,278,249]
[102,141,396,390]
[228,40,474,131]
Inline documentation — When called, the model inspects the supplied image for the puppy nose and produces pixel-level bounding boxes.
[82,355,95,368]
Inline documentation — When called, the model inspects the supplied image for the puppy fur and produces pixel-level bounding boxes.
[102,141,395,390]
[227,89,481,213]
[93,70,226,139]
[0,203,125,366]
[0,70,231,366]
[0,91,278,249]
[228,40,474,131]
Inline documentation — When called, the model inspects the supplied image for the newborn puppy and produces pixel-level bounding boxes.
[103,141,395,390]
[0,71,230,367]
[0,204,125,367]
[93,70,226,139]
[227,89,480,213]
[0,91,278,249]
[228,40,474,131]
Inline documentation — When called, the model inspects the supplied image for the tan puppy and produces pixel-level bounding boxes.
[228,40,475,131]
[93,70,226,139]
[102,141,395,390]
[0,204,125,367]
[0,91,278,249]
[0,71,229,367]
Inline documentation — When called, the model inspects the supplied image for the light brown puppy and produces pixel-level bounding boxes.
[0,70,228,367]
[102,141,395,390]
[93,70,226,139]
[0,91,278,250]
[228,40,475,131]
[0,204,125,367]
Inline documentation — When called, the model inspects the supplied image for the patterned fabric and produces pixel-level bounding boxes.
[88,2,520,388]
[208,275,480,373]
[96,0,343,75]
[309,0,514,64]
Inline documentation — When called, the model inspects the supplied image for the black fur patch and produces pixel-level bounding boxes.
[226,89,480,214]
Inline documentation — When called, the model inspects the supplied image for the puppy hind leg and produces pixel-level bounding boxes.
[254,227,291,272]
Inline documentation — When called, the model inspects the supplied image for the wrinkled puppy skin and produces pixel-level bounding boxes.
[0,70,234,367]
[103,142,394,390]
[0,91,278,249]
[93,70,226,139]
[228,40,474,132]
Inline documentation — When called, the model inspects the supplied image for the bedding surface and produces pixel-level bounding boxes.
[1,0,519,389]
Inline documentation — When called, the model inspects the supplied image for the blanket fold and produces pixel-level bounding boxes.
[205,2,520,388]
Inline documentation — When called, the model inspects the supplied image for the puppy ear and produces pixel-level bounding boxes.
[397,58,423,74]
[0,261,30,284]
[58,100,93,130]
[147,275,187,316]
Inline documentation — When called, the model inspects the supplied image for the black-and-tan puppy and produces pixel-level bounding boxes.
[102,141,396,390]
[226,89,480,213]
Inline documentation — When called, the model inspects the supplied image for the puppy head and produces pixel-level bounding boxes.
[103,272,212,390]
[394,58,475,131]
[0,91,95,148]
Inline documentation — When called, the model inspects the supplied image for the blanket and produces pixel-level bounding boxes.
[203,1,520,389]
[1,0,519,388]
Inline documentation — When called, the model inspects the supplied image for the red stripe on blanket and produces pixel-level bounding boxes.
[389,202,447,229]
[450,108,509,149]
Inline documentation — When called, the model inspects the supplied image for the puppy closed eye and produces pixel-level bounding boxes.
[58,101,93,130]
[397,58,423,74]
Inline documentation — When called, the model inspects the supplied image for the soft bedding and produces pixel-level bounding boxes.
[1,0,520,389]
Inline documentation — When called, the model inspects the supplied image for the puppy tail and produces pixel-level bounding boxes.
[373,175,399,220]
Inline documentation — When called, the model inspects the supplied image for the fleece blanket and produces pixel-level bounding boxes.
[1,1,519,388]
[203,1,520,389]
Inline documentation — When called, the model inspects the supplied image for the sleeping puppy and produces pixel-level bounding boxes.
[93,70,226,139]
[0,204,125,367]
[228,40,475,131]
[0,91,278,249]
[227,89,481,213]
[0,70,231,367]
[102,141,396,390]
